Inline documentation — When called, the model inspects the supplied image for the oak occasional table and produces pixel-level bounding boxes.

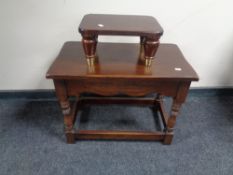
[46,42,198,145]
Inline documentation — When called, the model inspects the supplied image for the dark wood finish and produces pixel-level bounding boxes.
[46,42,198,145]
[66,79,180,97]
[163,132,174,145]
[156,94,169,129]
[79,14,163,38]
[53,80,76,143]
[79,14,163,65]
[82,35,97,60]
[47,42,198,81]
[76,130,165,140]
[78,96,157,106]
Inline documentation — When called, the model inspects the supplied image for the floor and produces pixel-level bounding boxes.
[0,94,233,175]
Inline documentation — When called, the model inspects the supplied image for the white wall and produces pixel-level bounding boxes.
[0,0,233,90]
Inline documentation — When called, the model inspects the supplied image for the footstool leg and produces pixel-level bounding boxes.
[144,37,160,66]
[54,80,75,144]
[139,36,146,61]
[82,35,98,66]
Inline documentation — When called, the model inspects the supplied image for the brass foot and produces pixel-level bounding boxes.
[86,56,95,67]
[144,57,154,67]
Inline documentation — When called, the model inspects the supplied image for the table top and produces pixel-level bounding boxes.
[46,42,198,81]
[79,14,163,38]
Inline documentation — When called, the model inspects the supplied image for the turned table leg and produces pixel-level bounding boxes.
[163,82,191,145]
[163,100,181,144]
[54,80,76,143]
[82,35,98,66]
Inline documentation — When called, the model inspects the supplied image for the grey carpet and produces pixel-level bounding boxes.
[0,95,233,175]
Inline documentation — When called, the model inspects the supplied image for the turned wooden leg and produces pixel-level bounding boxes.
[54,80,75,143]
[163,100,181,145]
[82,35,98,66]
[155,93,163,110]
[163,82,191,145]
[144,37,159,66]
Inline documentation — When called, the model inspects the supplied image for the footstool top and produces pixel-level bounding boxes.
[79,14,163,38]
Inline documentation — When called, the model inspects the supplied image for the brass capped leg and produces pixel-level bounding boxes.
[143,37,160,66]
[82,35,98,66]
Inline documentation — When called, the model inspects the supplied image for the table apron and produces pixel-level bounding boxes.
[65,79,183,97]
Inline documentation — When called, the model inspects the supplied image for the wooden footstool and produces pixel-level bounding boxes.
[79,14,163,66]
[46,42,198,144]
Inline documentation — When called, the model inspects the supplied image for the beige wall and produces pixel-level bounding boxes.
[0,0,233,90]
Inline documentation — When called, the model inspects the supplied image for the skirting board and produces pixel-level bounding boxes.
[0,88,233,100]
